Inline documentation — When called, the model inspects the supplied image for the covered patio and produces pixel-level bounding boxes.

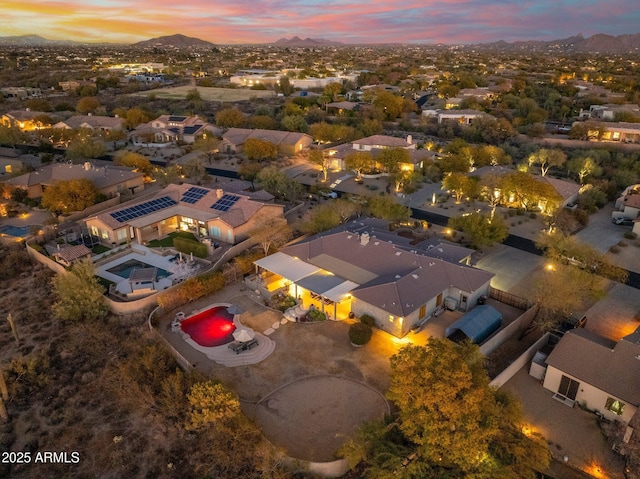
[253,252,357,320]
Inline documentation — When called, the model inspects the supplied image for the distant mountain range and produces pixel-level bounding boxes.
[133,34,215,48]
[1,32,640,53]
[273,36,344,47]
[476,33,640,53]
[0,34,79,46]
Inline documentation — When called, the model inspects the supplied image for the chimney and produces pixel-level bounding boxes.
[360,232,370,246]
[407,134,412,145]
[84,161,91,171]
[88,112,92,116]
[216,189,224,198]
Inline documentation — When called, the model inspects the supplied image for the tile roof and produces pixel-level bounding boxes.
[88,183,279,231]
[55,115,125,130]
[2,163,143,190]
[352,135,412,148]
[546,328,640,406]
[281,230,493,317]
[53,244,91,263]
[223,128,312,147]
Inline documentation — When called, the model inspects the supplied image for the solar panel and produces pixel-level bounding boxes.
[180,186,209,204]
[211,194,240,212]
[109,196,177,223]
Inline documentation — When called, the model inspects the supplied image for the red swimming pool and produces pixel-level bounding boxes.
[180,305,236,347]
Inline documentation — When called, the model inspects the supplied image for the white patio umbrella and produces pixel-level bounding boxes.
[233,328,255,343]
[227,305,245,315]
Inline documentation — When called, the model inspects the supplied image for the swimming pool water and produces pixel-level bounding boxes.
[181,306,236,347]
[0,225,36,238]
[106,259,171,279]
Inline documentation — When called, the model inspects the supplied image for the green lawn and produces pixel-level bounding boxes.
[147,231,198,248]
[92,244,111,254]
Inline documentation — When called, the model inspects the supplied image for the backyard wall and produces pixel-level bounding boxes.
[489,332,551,389]
[26,240,160,314]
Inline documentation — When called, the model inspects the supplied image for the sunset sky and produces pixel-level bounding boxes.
[3,0,640,45]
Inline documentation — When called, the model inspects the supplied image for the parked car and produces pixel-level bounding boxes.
[612,217,634,226]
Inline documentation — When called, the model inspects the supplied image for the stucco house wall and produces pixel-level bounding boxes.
[543,366,637,424]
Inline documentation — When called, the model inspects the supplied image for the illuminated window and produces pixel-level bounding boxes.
[605,397,625,416]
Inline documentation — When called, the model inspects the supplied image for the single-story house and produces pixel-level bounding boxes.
[85,183,284,246]
[132,115,219,145]
[53,114,125,134]
[252,228,493,337]
[582,121,640,144]
[1,162,144,199]
[578,104,640,121]
[221,128,313,156]
[543,327,640,424]
[436,109,495,126]
[614,185,640,231]
[325,134,433,172]
[1,110,52,131]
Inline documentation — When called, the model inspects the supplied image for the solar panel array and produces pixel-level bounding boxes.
[181,186,209,204]
[110,196,177,223]
[211,194,240,212]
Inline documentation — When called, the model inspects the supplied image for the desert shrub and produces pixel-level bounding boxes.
[277,295,297,312]
[609,245,620,254]
[157,271,225,311]
[618,240,628,247]
[624,231,637,240]
[349,322,372,345]
[360,314,375,327]
[529,212,537,219]
[572,208,590,226]
[507,209,516,217]
[306,308,327,321]
[234,248,265,274]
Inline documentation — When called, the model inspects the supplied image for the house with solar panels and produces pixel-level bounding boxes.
[84,183,284,247]
[132,115,220,146]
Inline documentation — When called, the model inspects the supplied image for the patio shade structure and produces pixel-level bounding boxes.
[233,328,256,343]
[254,252,321,282]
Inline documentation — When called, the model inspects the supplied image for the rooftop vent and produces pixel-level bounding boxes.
[412,274,419,279]
[360,232,370,246]
[395,251,401,256]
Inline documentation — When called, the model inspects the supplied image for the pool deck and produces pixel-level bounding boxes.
[96,246,200,295]
[172,302,277,366]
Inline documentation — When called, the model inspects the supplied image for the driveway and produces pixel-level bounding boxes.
[475,244,545,293]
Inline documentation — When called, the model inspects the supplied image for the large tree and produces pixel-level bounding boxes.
[66,132,106,160]
[243,138,278,161]
[344,151,374,179]
[308,149,331,181]
[448,212,509,249]
[41,178,100,214]
[113,151,153,177]
[52,259,108,321]
[385,341,549,477]
[215,108,245,128]
[249,216,292,255]
[528,148,567,177]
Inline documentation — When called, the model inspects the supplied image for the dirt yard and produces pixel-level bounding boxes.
[133,85,275,102]
[160,283,400,462]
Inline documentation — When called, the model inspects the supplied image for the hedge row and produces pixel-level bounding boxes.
[157,270,225,311]
[173,237,208,258]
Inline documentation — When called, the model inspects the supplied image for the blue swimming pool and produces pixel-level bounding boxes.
[106,259,171,279]
[0,225,37,238]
